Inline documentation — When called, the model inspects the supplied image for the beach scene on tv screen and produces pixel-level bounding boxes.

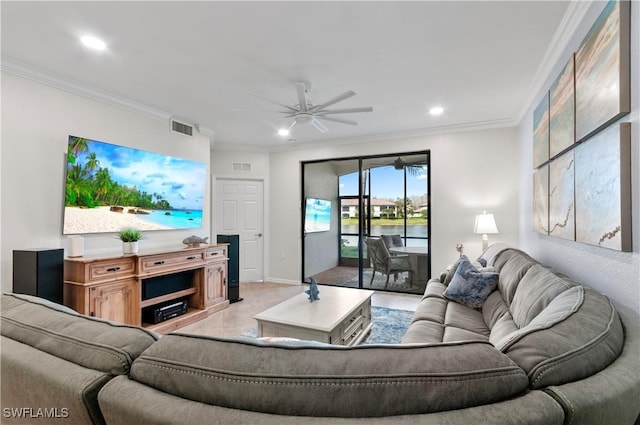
[63,136,206,234]
[305,198,331,233]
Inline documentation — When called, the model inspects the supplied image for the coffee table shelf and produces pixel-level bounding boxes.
[254,286,374,346]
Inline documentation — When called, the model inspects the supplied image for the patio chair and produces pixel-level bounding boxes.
[381,234,403,251]
[365,238,413,289]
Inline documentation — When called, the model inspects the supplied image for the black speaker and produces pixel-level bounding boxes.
[13,248,64,304]
[217,234,242,303]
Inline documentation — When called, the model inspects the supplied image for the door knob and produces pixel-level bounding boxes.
[255,233,263,237]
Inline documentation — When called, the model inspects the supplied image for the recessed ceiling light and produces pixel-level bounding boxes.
[81,35,107,51]
[429,106,444,116]
[277,128,290,137]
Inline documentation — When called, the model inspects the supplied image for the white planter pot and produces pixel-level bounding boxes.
[122,241,139,254]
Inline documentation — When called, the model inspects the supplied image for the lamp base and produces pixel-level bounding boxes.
[481,235,489,252]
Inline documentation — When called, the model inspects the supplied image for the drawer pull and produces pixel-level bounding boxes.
[106,267,121,272]
[186,256,197,260]
[209,252,219,256]
[154,261,165,265]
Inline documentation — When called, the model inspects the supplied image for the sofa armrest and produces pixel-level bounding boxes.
[544,306,640,425]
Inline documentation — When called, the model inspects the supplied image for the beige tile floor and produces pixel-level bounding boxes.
[176,282,421,338]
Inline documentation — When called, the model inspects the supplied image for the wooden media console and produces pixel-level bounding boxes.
[63,244,229,333]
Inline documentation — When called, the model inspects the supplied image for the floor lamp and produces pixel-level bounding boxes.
[474,211,499,252]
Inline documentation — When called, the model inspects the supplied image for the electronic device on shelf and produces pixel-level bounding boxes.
[142,298,189,324]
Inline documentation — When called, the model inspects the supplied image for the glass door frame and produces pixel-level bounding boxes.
[301,150,430,291]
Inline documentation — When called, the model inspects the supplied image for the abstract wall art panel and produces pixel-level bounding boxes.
[575,123,631,251]
[533,165,549,234]
[575,0,630,142]
[533,92,550,168]
[548,150,575,241]
[549,56,575,158]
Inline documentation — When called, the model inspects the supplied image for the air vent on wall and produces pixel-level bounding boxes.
[171,119,194,136]
[232,162,252,172]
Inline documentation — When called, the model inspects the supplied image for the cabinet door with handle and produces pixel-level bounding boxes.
[204,263,227,307]
[89,279,139,325]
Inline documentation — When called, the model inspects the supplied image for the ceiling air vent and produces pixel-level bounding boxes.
[171,119,194,136]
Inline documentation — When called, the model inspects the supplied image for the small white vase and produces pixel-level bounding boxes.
[122,241,139,254]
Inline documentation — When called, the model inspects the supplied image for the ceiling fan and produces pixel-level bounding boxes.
[249,81,373,134]
[392,156,429,177]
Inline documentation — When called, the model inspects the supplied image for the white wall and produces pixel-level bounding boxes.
[0,73,212,293]
[303,161,340,277]
[518,1,640,313]
[260,127,520,284]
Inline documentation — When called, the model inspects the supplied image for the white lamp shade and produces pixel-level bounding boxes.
[474,212,499,235]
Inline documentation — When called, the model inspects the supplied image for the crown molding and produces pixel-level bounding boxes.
[513,0,594,124]
[214,117,514,153]
[1,56,172,122]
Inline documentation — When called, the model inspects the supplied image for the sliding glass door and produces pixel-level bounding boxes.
[302,151,430,294]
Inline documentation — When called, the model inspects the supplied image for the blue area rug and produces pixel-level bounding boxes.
[242,306,414,345]
[362,306,414,344]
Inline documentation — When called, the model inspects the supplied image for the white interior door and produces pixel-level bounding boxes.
[215,179,264,282]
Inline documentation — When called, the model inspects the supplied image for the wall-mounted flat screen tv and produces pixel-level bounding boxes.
[63,135,206,235]
[304,198,332,233]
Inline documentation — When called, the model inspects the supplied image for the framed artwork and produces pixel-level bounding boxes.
[549,56,575,158]
[548,150,575,241]
[533,92,549,168]
[575,123,631,251]
[533,165,549,234]
[575,0,630,142]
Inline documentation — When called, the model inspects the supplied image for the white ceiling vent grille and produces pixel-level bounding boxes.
[171,119,194,136]
[232,162,252,172]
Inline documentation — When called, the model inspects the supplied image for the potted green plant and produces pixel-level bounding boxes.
[118,228,144,254]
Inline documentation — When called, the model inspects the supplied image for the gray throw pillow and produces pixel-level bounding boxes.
[444,257,499,309]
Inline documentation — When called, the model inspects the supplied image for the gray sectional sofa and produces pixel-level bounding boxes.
[1,246,639,424]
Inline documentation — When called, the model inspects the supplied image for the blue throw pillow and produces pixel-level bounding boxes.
[444,257,499,309]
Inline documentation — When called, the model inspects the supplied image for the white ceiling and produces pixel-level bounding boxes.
[1,1,579,150]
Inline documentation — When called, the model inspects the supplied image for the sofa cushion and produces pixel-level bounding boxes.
[423,279,448,299]
[442,255,466,285]
[509,264,576,328]
[477,242,511,266]
[498,287,624,389]
[482,291,510,329]
[444,257,499,309]
[407,281,491,344]
[493,249,538,307]
[129,333,529,418]
[405,302,490,344]
[0,293,158,375]
[489,312,519,346]
[1,336,111,425]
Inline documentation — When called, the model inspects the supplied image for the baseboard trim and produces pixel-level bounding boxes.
[265,278,301,286]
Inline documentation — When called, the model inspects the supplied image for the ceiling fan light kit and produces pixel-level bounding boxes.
[252,81,373,135]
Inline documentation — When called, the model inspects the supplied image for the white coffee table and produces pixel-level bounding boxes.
[254,286,374,346]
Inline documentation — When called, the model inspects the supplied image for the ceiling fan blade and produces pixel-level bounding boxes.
[295,82,308,112]
[311,117,329,133]
[317,107,373,115]
[248,92,298,112]
[309,90,356,112]
[316,116,358,126]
